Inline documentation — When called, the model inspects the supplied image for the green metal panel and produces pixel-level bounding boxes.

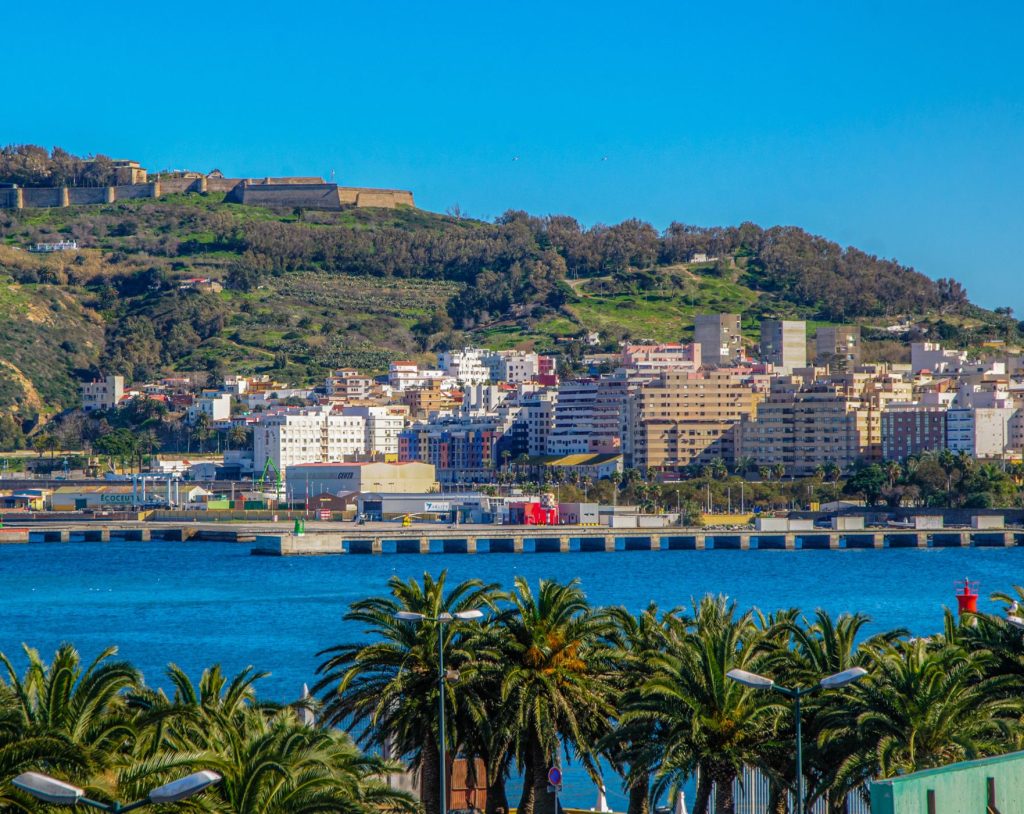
[870,749,1024,813]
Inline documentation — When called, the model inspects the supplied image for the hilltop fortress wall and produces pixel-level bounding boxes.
[0,174,414,211]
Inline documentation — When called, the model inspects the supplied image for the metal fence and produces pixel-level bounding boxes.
[706,766,870,813]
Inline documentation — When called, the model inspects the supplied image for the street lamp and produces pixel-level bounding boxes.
[726,666,867,813]
[396,609,484,814]
[12,770,221,812]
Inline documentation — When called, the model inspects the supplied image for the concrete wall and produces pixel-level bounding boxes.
[230,183,343,210]
[114,183,158,200]
[21,187,63,207]
[2,180,414,210]
[68,187,111,205]
[871,750,1024,813]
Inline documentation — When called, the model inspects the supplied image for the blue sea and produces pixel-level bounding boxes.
[1,540,1021,807]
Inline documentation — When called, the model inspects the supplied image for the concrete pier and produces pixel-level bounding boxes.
[0,528,30,543]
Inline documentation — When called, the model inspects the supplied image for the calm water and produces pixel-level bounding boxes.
[1,540,1021,806]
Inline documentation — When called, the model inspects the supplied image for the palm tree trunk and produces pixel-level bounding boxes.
[627,778,650,814]
[517,739,536,814]
[486,771,509,814]
[422,733,442,814]
[530,736,556,814]
[693,770,712,814]
[767,782,788,814]
[712,770,736,814]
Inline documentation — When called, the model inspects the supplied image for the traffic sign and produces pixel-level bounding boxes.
[547,767,562,788]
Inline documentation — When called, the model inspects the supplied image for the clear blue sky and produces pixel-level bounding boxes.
[6,1,1023,314]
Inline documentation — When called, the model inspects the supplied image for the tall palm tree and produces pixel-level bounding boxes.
[639,597,777,814]
[605,604,671,814]
[314,572,497,814]
[783,611,903,813]
[818,640,1022,790]
[498,577,618,814]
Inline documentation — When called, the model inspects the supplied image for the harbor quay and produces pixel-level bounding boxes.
[0,520,1020,553]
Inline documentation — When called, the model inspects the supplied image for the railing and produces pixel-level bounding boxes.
[707,765,870,813]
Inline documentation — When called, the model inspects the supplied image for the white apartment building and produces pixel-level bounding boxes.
[911,342,969,374]
[388,362,449,391]
[253,407,367,474]
[81,375,124,412]
[946,406,1015,459]
[438,348,491,385]
[480,349,542,383]
[187,392,232,424]
[341,405,405,457]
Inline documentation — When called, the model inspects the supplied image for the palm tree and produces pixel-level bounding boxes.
[606,604,671,814]
[314,572,497,814]
[0,644,141,784]
[818,640,1022,791]
[498,577,618,814]
[640,597,777,814]
[782,611,904,813]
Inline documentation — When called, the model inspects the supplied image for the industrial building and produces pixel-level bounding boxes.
[285,461,437,500]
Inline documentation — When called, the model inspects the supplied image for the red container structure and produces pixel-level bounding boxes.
[507,493,560,525]
[956,577,979,615]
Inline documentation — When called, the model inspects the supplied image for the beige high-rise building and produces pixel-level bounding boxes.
[815,325,861,369]
[737,372,907,476]
[760,319,806,373]
[628,370,761,470]
[694,313,743,366]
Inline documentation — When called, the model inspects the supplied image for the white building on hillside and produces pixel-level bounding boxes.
[438,348,491,385]
[341,405,406,457]
[253,407,367,474]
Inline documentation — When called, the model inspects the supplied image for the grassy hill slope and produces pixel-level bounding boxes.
[0,194,1017,423]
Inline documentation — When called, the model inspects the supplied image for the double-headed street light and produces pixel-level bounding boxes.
[727,666,868,814]
[396,609,484,814]
[12,770,221,812]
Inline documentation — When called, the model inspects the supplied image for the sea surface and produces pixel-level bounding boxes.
[1,540,1021,807]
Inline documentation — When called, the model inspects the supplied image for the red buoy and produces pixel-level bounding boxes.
[956,577,979,615]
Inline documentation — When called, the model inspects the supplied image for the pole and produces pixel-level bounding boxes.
[794,692,803,814]
[438,620,447,814]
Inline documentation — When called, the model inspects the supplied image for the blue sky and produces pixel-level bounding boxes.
[5,1,1023,314]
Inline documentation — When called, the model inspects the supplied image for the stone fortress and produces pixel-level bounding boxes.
[0,160,414,211]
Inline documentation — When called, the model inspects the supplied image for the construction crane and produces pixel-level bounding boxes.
[255,458,284,503]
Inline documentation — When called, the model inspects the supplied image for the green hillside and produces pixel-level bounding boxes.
[0,193,1018,430]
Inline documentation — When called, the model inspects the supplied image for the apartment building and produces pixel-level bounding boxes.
[759,320,806,373]
[438,348,491,385]
[881,403,949,461]
[694,313,743,366]
[947,407,1016,459]
[388,362,449,391]
[187,392,232,424]
[479,349,551,384]
[81,375,125,412]
[815,326,861,369]
[739,380,875,476]
[620,343,701,375]
[547,378,625,457]
[253,407,367,474]
[325,368,374,400]
[341,405,406,457]
[628,370,761,470]
[401,381,463,419]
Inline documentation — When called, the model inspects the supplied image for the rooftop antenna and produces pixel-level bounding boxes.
[330,168,336,182]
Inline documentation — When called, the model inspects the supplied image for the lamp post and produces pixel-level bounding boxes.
[396,609,484,814]
[726,666,868,813]
[12,770,221,812]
